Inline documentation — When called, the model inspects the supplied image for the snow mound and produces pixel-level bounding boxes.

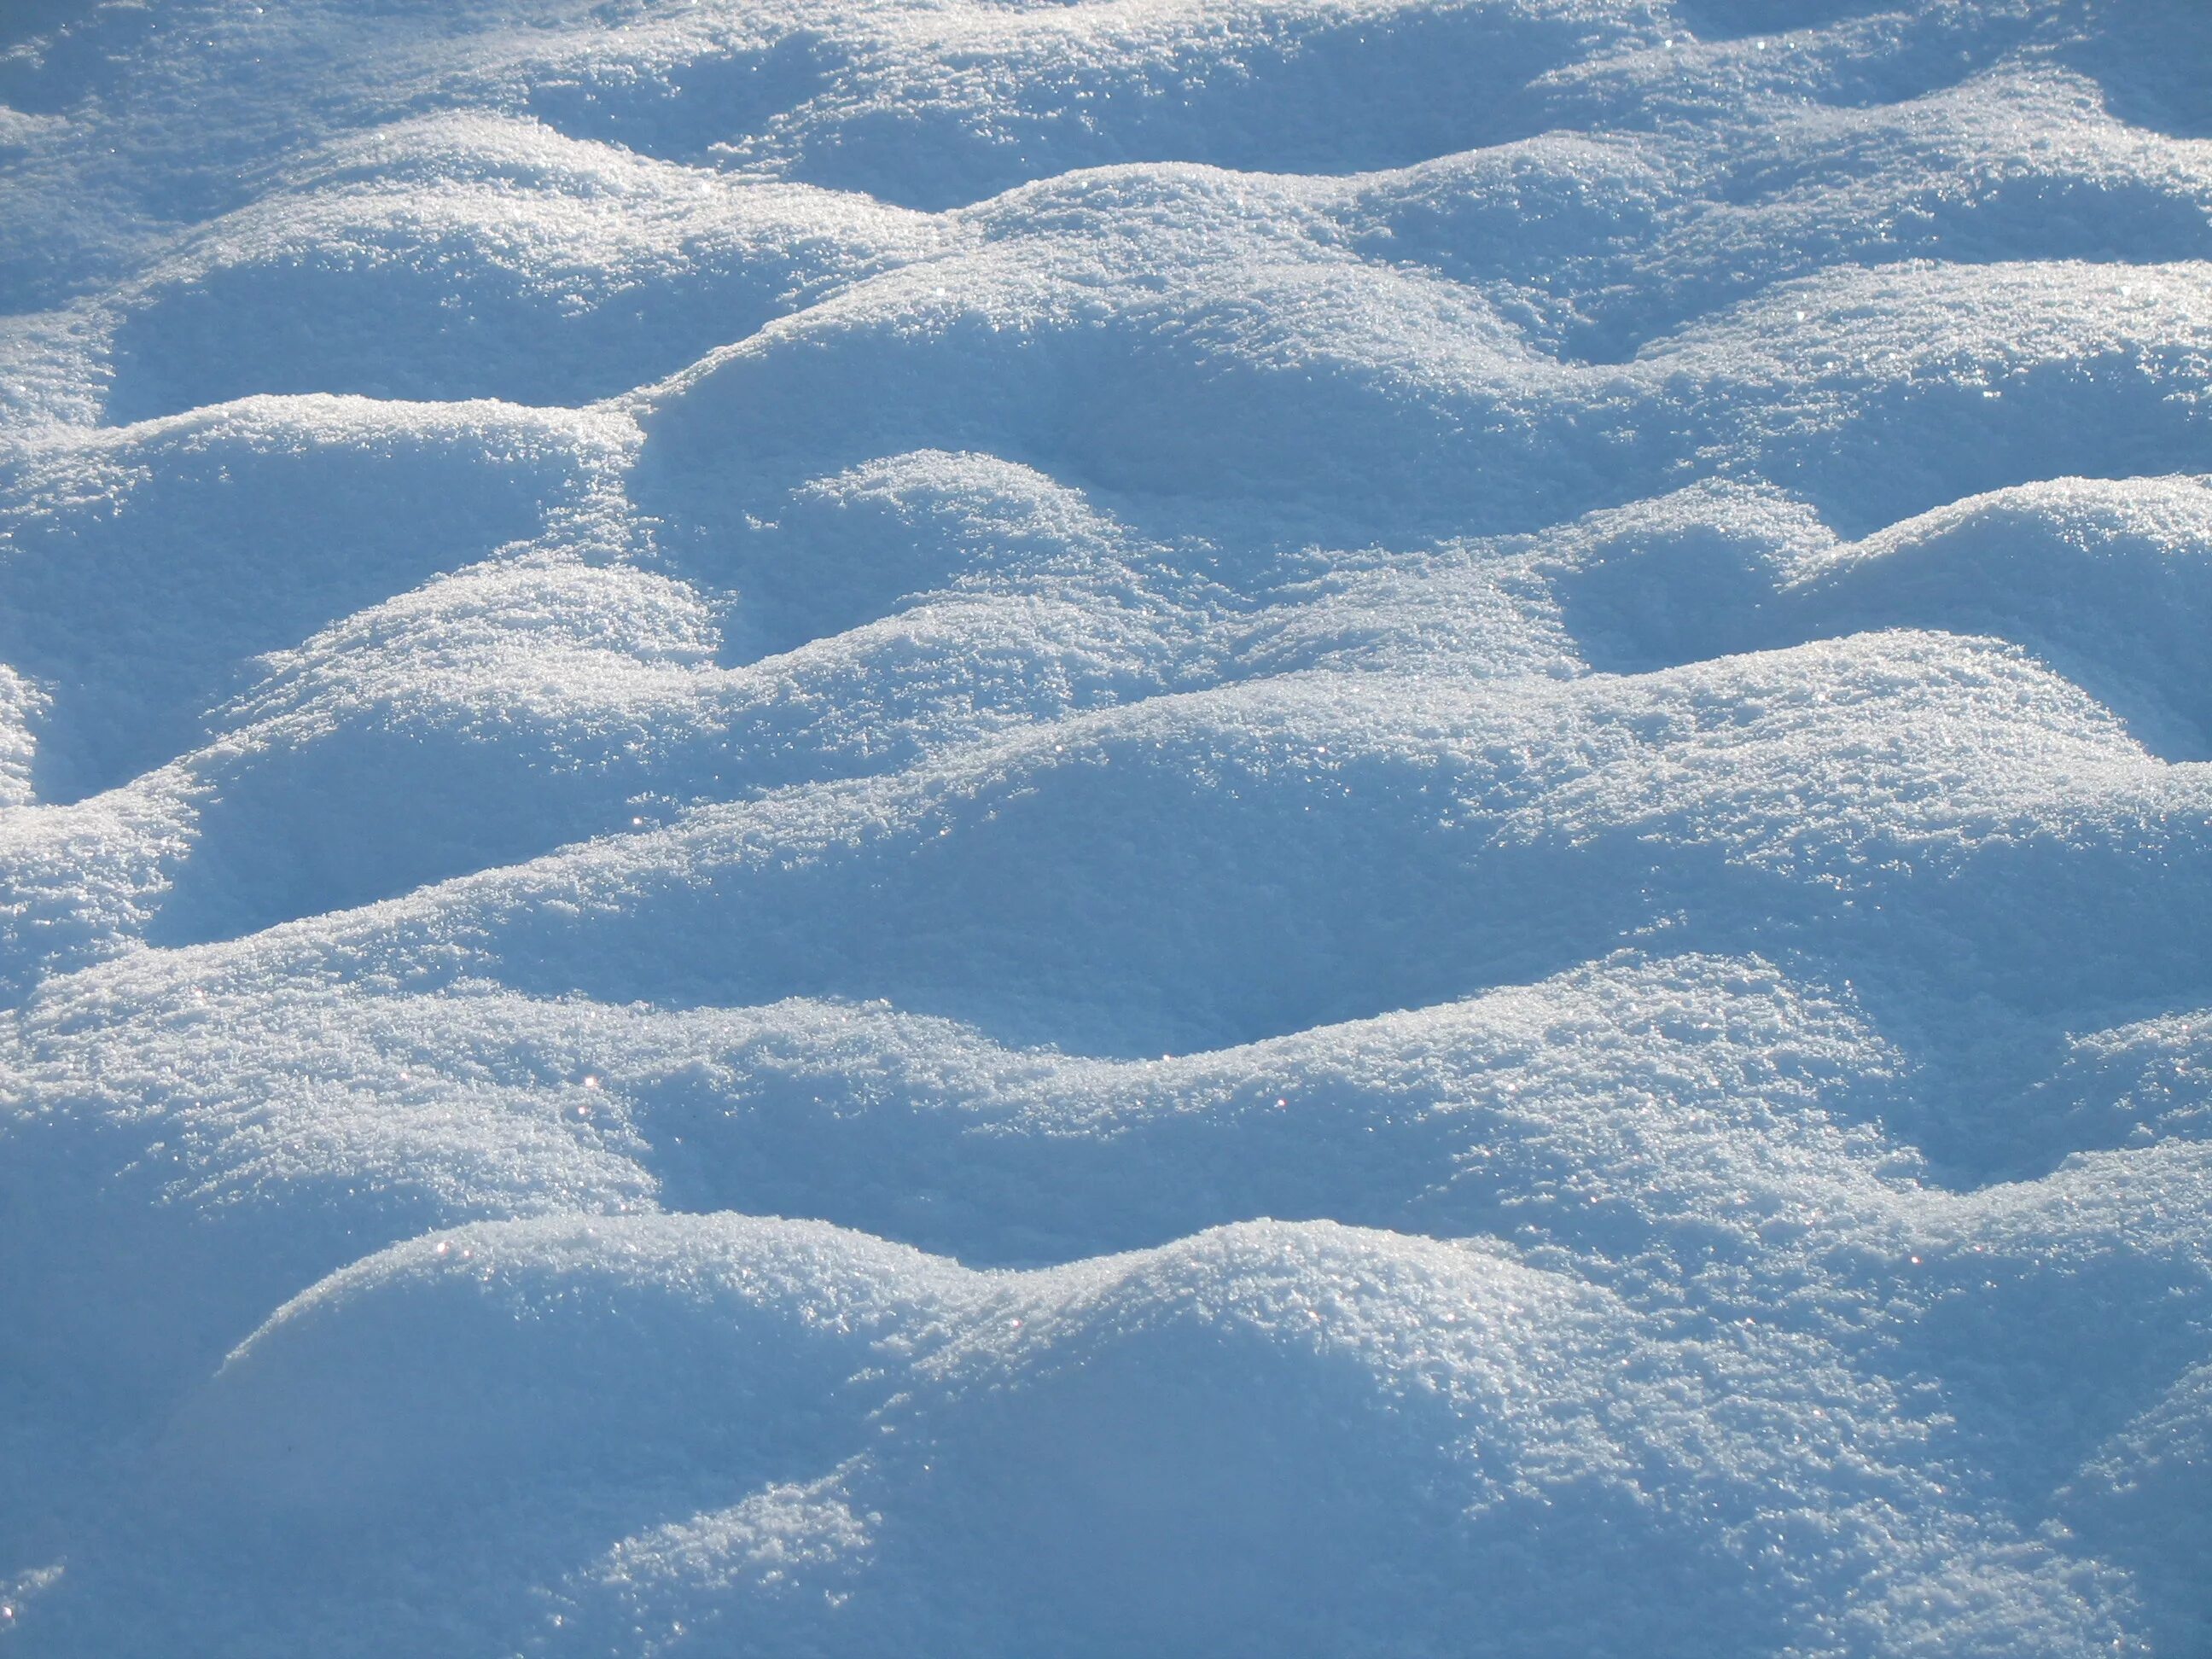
[5,0,2212,1654]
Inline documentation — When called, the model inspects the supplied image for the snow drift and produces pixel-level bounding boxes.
[3,0,2210,1654]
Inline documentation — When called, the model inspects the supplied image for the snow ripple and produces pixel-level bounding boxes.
[3,1,2210,1654]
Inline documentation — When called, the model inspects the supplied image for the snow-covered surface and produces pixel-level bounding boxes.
[3,0,2210,1652]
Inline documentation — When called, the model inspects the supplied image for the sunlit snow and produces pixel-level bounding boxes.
[3,0,2211,1653]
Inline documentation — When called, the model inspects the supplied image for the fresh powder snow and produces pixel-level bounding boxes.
[2,0,2210,1653]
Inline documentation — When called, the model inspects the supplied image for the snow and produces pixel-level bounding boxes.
[3,0,2210,1654]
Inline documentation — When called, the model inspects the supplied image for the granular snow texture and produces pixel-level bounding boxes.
[3,1,2211,1654]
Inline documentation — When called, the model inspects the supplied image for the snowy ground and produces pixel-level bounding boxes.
[2,0,2210,1653]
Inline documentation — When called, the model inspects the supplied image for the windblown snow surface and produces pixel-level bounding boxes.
[3,0,2212,1653]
